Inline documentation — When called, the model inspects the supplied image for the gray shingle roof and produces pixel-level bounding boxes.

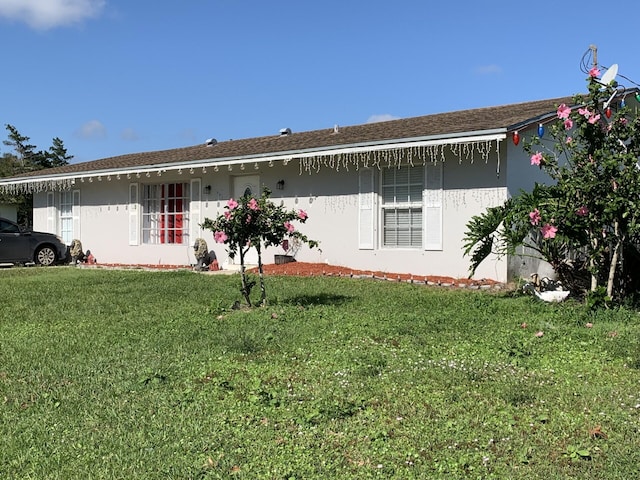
[4,95,573,180]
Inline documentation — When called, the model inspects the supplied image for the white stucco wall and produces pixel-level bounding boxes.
[505,125,556,197]
[503,125,560,280]
[32,144,513,281]
[254,152,509,281]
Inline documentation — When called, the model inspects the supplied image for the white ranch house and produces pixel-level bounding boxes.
[1,95,593,282]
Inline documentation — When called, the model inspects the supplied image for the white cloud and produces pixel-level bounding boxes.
[366,114,400,124]
[120,128,139,142]
[76,120,106,139]
[474,64,503,75]
[0,0,105,30]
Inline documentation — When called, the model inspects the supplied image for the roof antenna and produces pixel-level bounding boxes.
[590,44,598,68]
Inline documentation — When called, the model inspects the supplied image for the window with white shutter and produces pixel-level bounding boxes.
[381,164,423,248]
[141,182,190,244]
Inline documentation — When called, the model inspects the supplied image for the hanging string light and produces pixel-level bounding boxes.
[512,131,520,145]
[297,139,500,175]
[537,124,544,137]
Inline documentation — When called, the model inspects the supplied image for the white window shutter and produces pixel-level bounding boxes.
[46,192,56,233]
[358,168,375,249]
[190,178,202,243]
[424,162,443,250]
[72,190,81,240]
[129,183,139,245]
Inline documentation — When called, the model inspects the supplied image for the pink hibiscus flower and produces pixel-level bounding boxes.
[227,198,238,210]
[588,114,601,124]
[578,107,591,118]
[248,198,259,211]
[214,231,228,243]
[529,208,541,225]
[284,221,295,233]
[557,103,571,119]
[530,152,543,166]
[281,239,289,251]
[589,66,601,78]
[564,118,574,130]
[298,209,308,220]
[541,224,558,239]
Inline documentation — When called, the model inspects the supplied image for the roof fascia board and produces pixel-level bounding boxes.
[0,130,506,186]
[508,88,639,132]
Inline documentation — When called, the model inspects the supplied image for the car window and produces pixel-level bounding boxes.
[0,220,19,233]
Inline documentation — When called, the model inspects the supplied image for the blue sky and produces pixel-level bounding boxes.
[1,0,639,164]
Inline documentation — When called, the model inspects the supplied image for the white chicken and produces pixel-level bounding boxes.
[523,273,570,302]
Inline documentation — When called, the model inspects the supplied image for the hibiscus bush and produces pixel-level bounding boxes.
[202,189,318,307]
[464,65,640,303]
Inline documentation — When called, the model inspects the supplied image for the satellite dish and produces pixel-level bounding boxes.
[599,63,618,87]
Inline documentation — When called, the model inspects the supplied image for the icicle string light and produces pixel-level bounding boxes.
[0,178,77,195]
[1,139,502,194]
[298,139,500,175]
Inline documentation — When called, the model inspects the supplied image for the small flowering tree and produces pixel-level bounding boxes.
[464,65,640,302]
[202,188,318,307]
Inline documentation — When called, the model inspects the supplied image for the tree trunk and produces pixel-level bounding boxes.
[238,246,251,307]
[589,233,598,292]
[256,244,267,306]
[606,220,621,299]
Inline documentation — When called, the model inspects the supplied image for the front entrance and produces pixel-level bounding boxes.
[231,175,260,266]
[233,175,260,199]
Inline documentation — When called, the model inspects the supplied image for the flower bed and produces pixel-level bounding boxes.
[81,262,502,288]
[250,262,502,289]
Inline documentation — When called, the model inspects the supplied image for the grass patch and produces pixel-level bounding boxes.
[1,267,640,478]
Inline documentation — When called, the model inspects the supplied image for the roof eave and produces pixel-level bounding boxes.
[0,129,506,187]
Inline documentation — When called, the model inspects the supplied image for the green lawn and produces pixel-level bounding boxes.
[1,267,639,479]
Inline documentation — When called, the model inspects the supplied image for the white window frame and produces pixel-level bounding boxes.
[58,189,80,244]
[59,191,73,244]
[141,182,191,245]
[380,164,424,249]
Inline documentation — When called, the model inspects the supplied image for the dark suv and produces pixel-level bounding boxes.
[0,217,68,266]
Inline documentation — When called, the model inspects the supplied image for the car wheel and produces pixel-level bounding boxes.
[35,246,57,266]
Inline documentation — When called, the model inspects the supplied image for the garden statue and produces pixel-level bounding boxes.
[193,238,218,271]
[69,239,85,264]
[85,250,96,264]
